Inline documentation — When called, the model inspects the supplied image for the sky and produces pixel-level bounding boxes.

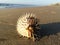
[0,0,60,5]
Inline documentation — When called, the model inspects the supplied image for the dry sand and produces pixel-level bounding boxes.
[0,6,60,45]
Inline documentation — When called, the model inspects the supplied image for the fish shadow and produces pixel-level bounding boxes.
[35,22,60,39]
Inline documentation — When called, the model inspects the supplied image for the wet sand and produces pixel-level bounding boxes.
[0,6,60,45]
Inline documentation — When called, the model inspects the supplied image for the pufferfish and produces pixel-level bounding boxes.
[16,13,40,39]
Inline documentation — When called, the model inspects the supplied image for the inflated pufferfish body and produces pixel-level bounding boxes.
[17,13,39,38]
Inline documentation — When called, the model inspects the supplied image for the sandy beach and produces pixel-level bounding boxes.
[0,5,60,45]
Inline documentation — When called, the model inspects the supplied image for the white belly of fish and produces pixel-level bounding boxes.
[16,16,30,37]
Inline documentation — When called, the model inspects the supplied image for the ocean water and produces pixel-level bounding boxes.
[0,6,23,8]
[0,6,35,8]
[0,3,42,8]
[0,6,9,8]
